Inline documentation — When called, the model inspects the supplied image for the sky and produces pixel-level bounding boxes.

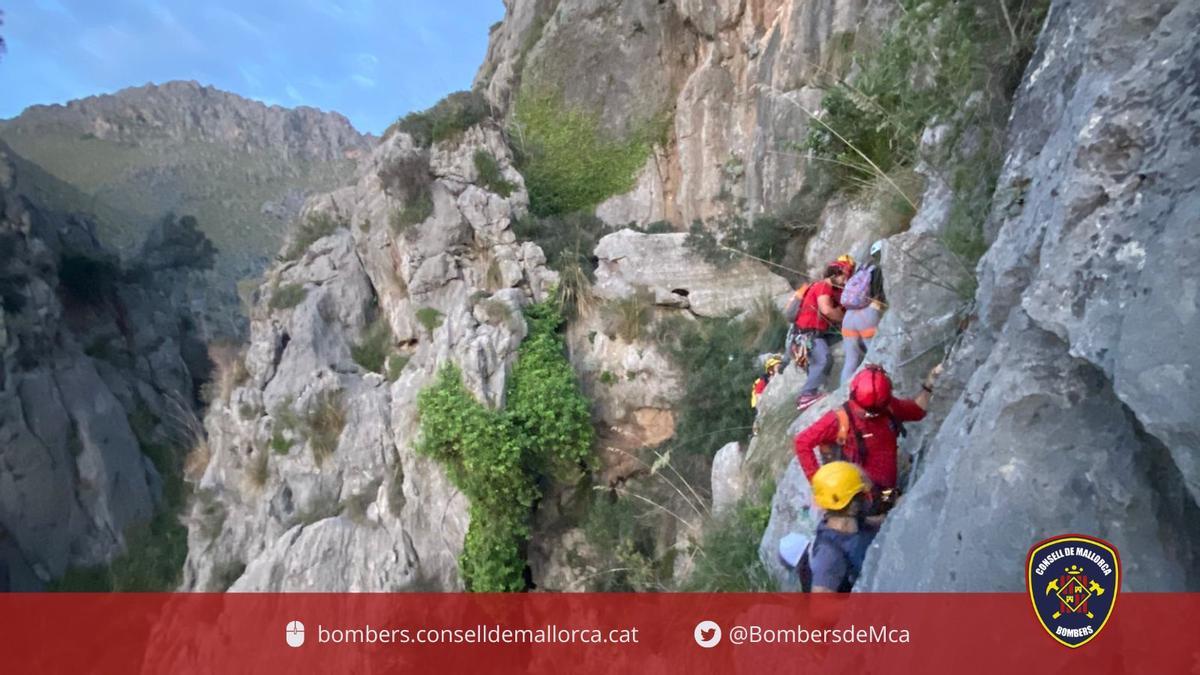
[0,0,506,134]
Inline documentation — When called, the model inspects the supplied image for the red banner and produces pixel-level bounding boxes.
[1,593,1195,673]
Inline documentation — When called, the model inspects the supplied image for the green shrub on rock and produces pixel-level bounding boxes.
[384,91,490,147]
[417,301,593,591]
[511,90,664,216]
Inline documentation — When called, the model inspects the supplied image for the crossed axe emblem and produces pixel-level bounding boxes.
[1045,576,1104,619]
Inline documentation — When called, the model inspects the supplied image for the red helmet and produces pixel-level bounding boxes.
[850,365,893,412]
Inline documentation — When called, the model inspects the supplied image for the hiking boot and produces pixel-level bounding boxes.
[796,392,825,411]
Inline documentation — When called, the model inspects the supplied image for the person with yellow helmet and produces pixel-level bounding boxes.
[805,461,878,593]
[750,354,784,409]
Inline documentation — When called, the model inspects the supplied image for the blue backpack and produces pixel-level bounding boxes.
[840,264,876,310]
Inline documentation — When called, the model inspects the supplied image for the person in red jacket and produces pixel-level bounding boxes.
[786,258,854,411]
[794,363,942,496]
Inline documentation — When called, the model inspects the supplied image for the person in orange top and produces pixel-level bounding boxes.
[785,258,854,410]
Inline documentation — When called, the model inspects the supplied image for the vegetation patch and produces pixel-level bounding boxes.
[512,210,610,318]
[415,307,444,333]
[417,301,593,591]
[57,253,121,306]
[511,89,665,216]
[804,0,1049,267]
[681,479,776,591]
[305,390,347,466]
[473,150,516,198]
[283,211,345,261]
[351,316,394,374]
[684,214,805,275]
[601,288,654,342]
[386,353,410,382]
[384,90,490,147]
[268,283,307,311]
[653,310,782,456]
[390,195,434,234]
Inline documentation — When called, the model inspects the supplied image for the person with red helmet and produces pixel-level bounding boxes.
[785,257,855,411]
[794,363,942,499]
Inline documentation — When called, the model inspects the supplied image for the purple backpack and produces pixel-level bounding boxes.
[840,264,875,310]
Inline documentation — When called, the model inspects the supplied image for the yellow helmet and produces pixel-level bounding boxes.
[765,355,783,372]
[811,461,869,511]
[836,253,856,268]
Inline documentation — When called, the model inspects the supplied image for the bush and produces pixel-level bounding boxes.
[284,211,345,260]
[473,150,516,197]
[57,253,120,305]
[270,431,291,455]
[511,89,664,216]
[580,493,661,591]
[512,211,608,274]
[415,307,444,332]
[351,316,393,373]
[682,480,776,591]
[390,194,434,234]
[306,390,346,465]
[269,283,307,310]
[654,315,765,455]
[204,341,249,406]
[386,353,410,382]
[601,288,654,342]
[270,397,302,455]
[384,90,490,147]
[684,214,804,273]
[417,301,593,591]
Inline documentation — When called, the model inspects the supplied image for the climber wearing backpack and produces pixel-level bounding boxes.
[794,363,941,500]
[785,258,854,411]
[806,461,878,593]
[840,240,887,386]
[751,354,784,409]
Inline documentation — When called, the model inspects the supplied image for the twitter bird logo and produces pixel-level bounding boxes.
[694,620,721,648]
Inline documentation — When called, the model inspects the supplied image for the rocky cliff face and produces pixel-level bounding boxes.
[860,0,1200,591]
[180,121,557,591]
[477,0,894,226]
[0,142,211,589]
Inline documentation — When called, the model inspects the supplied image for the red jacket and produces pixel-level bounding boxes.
[794,399,927,490]
[793,280,842,332]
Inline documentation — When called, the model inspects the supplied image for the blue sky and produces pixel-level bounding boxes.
[0,0,505,134]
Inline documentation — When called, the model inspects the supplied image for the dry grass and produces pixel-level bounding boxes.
[307,389,347,466]
[602,287,654,342]
[556,259,596,320]
[203,341,249,405]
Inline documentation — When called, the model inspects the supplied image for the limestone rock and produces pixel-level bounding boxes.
[477,0,897,226]
[593,229,791,318]
[0,143,209,588]
[862,0,1200,591]
[181,123,553,591]
[710,441,747,516]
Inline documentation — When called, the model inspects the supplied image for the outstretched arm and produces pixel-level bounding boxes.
[914,363,944,410]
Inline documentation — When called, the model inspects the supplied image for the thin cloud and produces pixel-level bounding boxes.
[351,74,376,88]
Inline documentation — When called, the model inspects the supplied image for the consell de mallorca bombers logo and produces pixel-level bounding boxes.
[1026,534,1120,648]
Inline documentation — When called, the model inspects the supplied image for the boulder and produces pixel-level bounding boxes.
[710,441,747,515]
[593,229,791,318]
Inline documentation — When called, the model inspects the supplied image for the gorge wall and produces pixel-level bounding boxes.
[5,0,1197,594]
